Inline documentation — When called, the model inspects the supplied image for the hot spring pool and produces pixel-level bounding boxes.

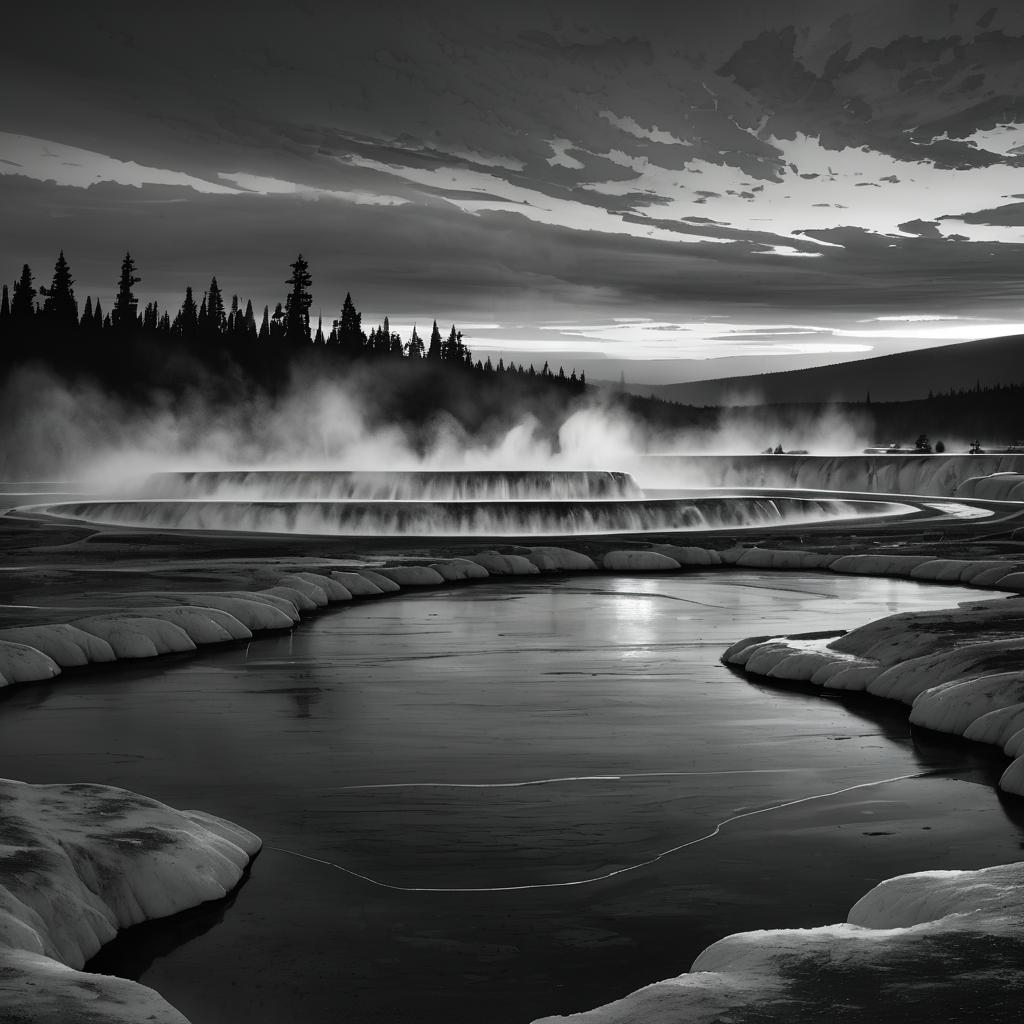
[0,572,1020,1023]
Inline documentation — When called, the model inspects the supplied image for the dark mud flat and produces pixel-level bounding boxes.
[0,573,1021,1024]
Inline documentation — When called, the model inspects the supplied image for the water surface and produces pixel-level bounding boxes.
[0,572,1020,1023]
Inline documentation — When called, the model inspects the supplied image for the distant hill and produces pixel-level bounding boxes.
[619,334,1024,406]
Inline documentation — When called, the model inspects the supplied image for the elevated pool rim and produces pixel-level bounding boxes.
[18,494,918,540]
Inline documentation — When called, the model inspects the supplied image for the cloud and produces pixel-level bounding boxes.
[599,110,690,147]
[546,139,586,170]
[6,1,1024,369]
[0,132,238,195]
[217,171,407,206]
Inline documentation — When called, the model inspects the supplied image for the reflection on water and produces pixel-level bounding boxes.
[0,573,1019,1024]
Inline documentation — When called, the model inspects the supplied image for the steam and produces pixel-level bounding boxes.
[0,364,877,490]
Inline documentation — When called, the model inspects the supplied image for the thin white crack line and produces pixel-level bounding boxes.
[328,769,813,791]
[268,771,928,893]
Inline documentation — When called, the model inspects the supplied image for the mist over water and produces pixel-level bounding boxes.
[0,365,878,490]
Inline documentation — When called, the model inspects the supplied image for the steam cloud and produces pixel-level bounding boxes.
[0,364,877,490]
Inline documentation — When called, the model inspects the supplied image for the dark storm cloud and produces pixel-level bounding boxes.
[6,0,1024,353]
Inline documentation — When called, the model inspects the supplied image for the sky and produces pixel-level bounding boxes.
[3,0,1024,383]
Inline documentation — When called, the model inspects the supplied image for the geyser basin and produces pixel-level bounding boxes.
[139,469,644,501]
[38,495,911,537]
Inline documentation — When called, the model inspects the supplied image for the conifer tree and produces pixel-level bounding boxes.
[79,295,93,330]
[39,250,78,331]
[244,300,257,340]
[314,315,325,344]
[10,264,36,323]
[179,286,199,339]
[284,254,313,344]
[334,292,361,351]
[427,320,442,359]
[406,325,424,358]
[271,302,285,339]
[111,252,141,332]
[258,305,270,342]
[0,284,9,324]
[206,277,225,335]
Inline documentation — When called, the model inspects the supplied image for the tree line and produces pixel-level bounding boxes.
[0,251,587,394]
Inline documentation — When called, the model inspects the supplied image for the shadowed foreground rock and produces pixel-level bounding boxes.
[0,779,261,1023]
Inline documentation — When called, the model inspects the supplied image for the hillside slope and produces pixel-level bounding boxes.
[624,334,1024,406]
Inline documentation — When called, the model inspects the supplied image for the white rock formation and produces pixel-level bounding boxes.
[375,566,445,587]
[0,778,260,1023]
[240,591,302,622]
[602,551,681,571]
[828,553,935,576]
[909,673,1024,735]
[275,574,329,606]
[0,640,62,686]
[158,595,286,632]
[999,755,1024,796]
[1006,728,1024,757]
[653,545,722,566]
[262,585,317,612]
[128,606,249,645]
[966,563,1024,586]
[293,571,352,601]
[357,569,401,593]
[0,624,115,667]
[69,616,196,659]
[330,571,386,596]
[526,547,598,572]
[964,702,1024,747]
[429,559,490,581]
[734,547,833,569]
[868,639,1024,703]
[471,551,540,575]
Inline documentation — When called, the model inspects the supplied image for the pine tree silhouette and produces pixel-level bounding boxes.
[206,276,225,336]
[334,292,362,352]
[427,320,442,359]
[177,286,199,339]
[406,325,424,358]
[112,252,141,332]
[284,254,313,344]
[39,250,78,332]
[244,299,257,340]
[10,265,36,323]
